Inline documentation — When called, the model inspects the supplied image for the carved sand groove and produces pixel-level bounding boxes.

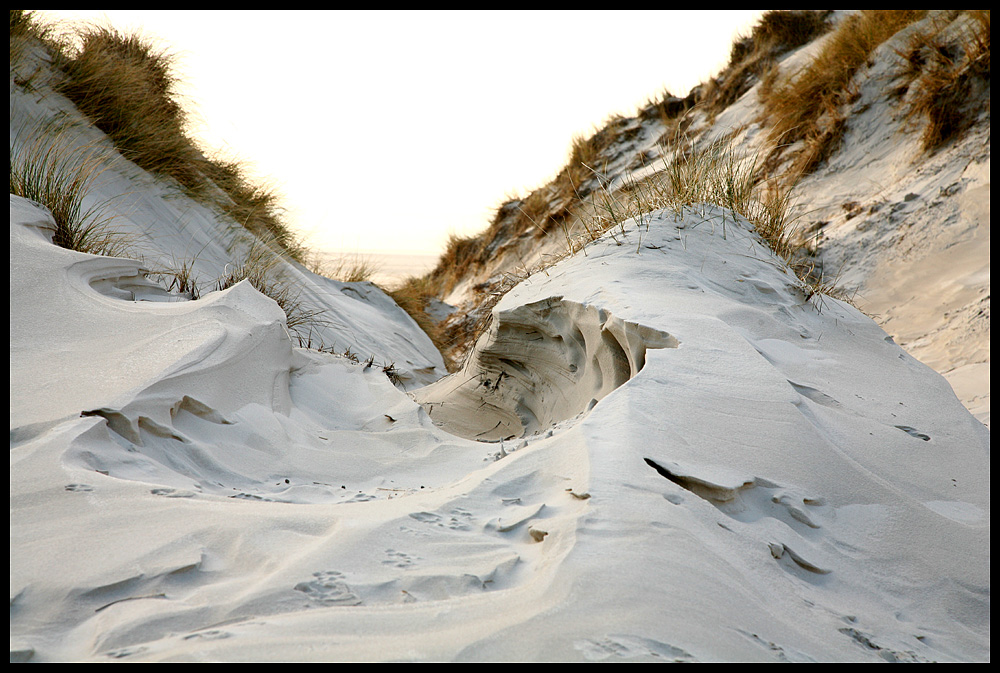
[413,297,678,441]
[643,458,755,504]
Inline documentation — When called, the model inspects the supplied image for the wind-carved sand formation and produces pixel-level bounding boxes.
[414,297,679,440]
[9,10,990,663]
[429,10,990,429]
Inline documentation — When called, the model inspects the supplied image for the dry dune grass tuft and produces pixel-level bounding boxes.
[895,10,991,153]
[426,232,485,297]
[9,15,308,263]
[215,241,326,338]
[759,10,926,175]
[581,139,856,316]
[54,24,204,189]
[309,251,381,284]
[582,134,798,262]
[9,127,132,257]
[10,9,54,73]
[701,10,831,119]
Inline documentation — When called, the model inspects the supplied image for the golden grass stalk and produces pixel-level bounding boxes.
[582,134,801,276]
[311,251,381,284]
[215,242,326,337]
[9,128,132,257]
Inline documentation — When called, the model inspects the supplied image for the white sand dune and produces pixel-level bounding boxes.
[9,10,990,662]
[10,195,990,661]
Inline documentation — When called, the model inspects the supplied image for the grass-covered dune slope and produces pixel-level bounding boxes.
[9,10,990,663]
[421,10,989,426]
[10,10,447,387]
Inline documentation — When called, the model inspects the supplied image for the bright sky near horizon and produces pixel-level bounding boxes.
[38,10,766,257]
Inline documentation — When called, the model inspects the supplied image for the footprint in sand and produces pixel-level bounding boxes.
[382,549,418,568]
[105,645,149,659]
[228,492,277,502]
[346,491,376,503]
[408,508,475,531]
[575,635,696,661]
[448,508,475,530]
[839,627,929,662]
[735,629,821,662]
[294,570,361,606]
[151,487,196,498]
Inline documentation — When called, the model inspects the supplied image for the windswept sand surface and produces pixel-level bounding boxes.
[10,197,990,661]
[8,12,990,660]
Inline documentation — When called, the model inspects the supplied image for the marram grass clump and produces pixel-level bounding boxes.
[387,275,453,370]
[701,10,831,119]
[53,24,203,190]
[759,10,926,175]
[577,132,854,308]
[9,127,132,257]
[581,134,796,261]
[895,10,991,153]
[12,16,308,263]
[215,242,327,339]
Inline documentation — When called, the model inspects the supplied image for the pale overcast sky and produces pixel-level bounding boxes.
[38,10,766,256]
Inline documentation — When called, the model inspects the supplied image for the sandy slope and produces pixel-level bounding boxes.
[9,12,990,661]
[10,195,989,661]
[782,14,991,428]
[9,61,447,391]
[436,11,990,429]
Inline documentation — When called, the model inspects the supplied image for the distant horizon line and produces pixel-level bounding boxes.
[312,248,442,259]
